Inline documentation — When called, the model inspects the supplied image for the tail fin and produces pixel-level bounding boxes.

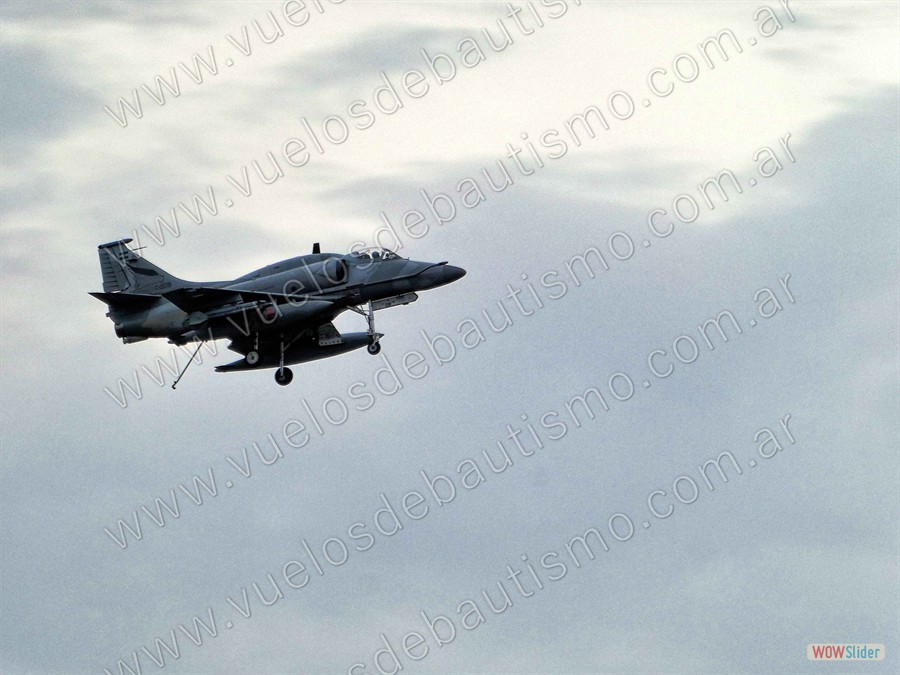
[97,239,188,294]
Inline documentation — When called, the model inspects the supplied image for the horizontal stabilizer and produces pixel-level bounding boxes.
[89,291,159,309]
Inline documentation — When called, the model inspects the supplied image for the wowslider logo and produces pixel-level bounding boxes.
[807,644,885,660]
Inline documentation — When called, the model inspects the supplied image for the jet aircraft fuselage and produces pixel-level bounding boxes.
[91,240,465,386]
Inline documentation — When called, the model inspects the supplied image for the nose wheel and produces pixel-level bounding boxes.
[367,341,381,355]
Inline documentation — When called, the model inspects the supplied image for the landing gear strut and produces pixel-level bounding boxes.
[274,337,293,386]
[351,300,383,356]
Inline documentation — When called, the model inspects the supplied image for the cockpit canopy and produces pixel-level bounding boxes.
[349,247,403,261]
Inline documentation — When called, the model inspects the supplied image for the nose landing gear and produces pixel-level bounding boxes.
[351,300,383,356]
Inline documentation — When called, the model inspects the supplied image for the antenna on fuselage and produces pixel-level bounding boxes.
[312,242,320,254]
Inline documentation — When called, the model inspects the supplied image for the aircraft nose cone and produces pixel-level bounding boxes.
[443,264,466,284]
[417,263,467,289]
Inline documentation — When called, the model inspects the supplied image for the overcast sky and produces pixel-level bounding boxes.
[1,1,898,674]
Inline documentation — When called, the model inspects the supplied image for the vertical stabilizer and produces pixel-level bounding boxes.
[97,239,188,294]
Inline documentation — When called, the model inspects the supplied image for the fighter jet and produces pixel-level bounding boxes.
[90,239,465,386]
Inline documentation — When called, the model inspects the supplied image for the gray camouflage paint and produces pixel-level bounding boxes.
[90,240,465,382]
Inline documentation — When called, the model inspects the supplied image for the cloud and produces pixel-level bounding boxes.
[0,43,98,164]
[282,26,470,89]
[0,4,897,675]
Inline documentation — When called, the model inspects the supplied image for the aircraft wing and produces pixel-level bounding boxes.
[216,321,371,373]
[162,286,304,312]
[223,317,338,358]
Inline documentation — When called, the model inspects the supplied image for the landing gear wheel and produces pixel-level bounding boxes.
[275,367,294,386]
[245,350,260,366]
[367,341,381,355]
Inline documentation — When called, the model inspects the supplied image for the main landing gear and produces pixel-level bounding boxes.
[243,334,296,386]
[274,336,293,386]
[245,331,262,368]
